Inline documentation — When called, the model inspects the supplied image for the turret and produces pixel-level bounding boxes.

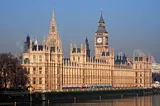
[24,34,30,53]
[94,10,109,58]
[96,10,108,33]
[85,37,90,59]
[49,9,58,36]
[70,42,87,63]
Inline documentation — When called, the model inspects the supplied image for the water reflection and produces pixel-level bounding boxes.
[54,96,152,106]
[18,95,158,106]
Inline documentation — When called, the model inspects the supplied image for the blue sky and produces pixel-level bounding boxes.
[0,0,159,62]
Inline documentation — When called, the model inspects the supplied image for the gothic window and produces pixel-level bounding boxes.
[140,79,142,83]
[135,79,138,83]
[73,56,75,61]
[135,57,138,61]
[102,52,105,56]
[33,77,36,84]
[99,23,102,26]
[39,55,42,63]
[139,57,143,61]
[33,67,36,74]
[28,67,30,74]
[50,47,55,52]
[72,48,76,53]
[50,38,55,46]
[78,57,80,62]
[33,55,36,63]
[24,58,30,64]
[146,58,148,62]
[106,37,108,45]
[45,68,48,74]
[77,48,81,53]
[135,72,138,77]
[39,77,42,84]
[140,72,142,77]
[135,64,137,69]
[106,52,109,56]
[52,26,55,32]
[45,56,48,62]
[39,67,42,74]
[140,64,142,69]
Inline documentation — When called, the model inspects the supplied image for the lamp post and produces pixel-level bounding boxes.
[15,63,17,91]
[2,65,7,91]
[28,85,33,102]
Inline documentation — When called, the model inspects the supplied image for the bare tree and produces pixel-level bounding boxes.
[0,53,12,90]
[0,53,29,90]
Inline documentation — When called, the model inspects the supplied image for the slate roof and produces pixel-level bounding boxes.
[96,26,107,33]
[99,13,105,23]
[96,11,108,33]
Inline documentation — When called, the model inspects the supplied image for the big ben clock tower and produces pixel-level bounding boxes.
[94,10,109,58]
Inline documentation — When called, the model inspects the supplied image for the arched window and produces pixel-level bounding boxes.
[33,55,36,63]
[78,57,80,62]
[24,58,30,64]
[73,56,75,61]
[135,64,137,69]
[39,55,42,63]
[102,52,105,56]
[140,64,142,69]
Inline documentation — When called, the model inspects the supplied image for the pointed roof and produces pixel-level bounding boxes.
[49,9,57,35]
[26,33,30,42]
[52,9,55,19]
[96,27,107,33]
[99,9,105,23]
[96,9,108,33]
[85,37,88,43]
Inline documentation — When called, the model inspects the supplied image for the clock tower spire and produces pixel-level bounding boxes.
[94,10,109,58]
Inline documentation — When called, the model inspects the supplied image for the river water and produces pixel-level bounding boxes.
[5,95,160,106]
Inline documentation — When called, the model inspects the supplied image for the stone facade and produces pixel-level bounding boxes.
[22,10,152,91]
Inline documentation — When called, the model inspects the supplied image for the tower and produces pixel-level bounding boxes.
[45,9,63,90]
[94,10,108,58]
[23,34,30,53]
[45,9,62,54]
[85,37,90,60]
[70,42,87,63]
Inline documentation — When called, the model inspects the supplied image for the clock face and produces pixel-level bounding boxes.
[97,37,102,44]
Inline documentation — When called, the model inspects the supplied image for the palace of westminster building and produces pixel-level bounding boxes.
[22,10,152,91]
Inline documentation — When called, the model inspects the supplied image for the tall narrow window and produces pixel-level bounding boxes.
[140,79,142,83]
[33,67,36,74]
[140,72,142,77]
[146,64,148,68]
[140,64,142,69]
[135,79,138,83]
[33,77,36,84]
[135,72,138,77]
[135,64,137,69]
[78,57,80,62]
[45,68,48,74]
[39,55,42,63]
[39,77,42,84]
[52,26,55,32]
[33,55,36,63]
[39,67,42,74]
[28,67,30,74]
